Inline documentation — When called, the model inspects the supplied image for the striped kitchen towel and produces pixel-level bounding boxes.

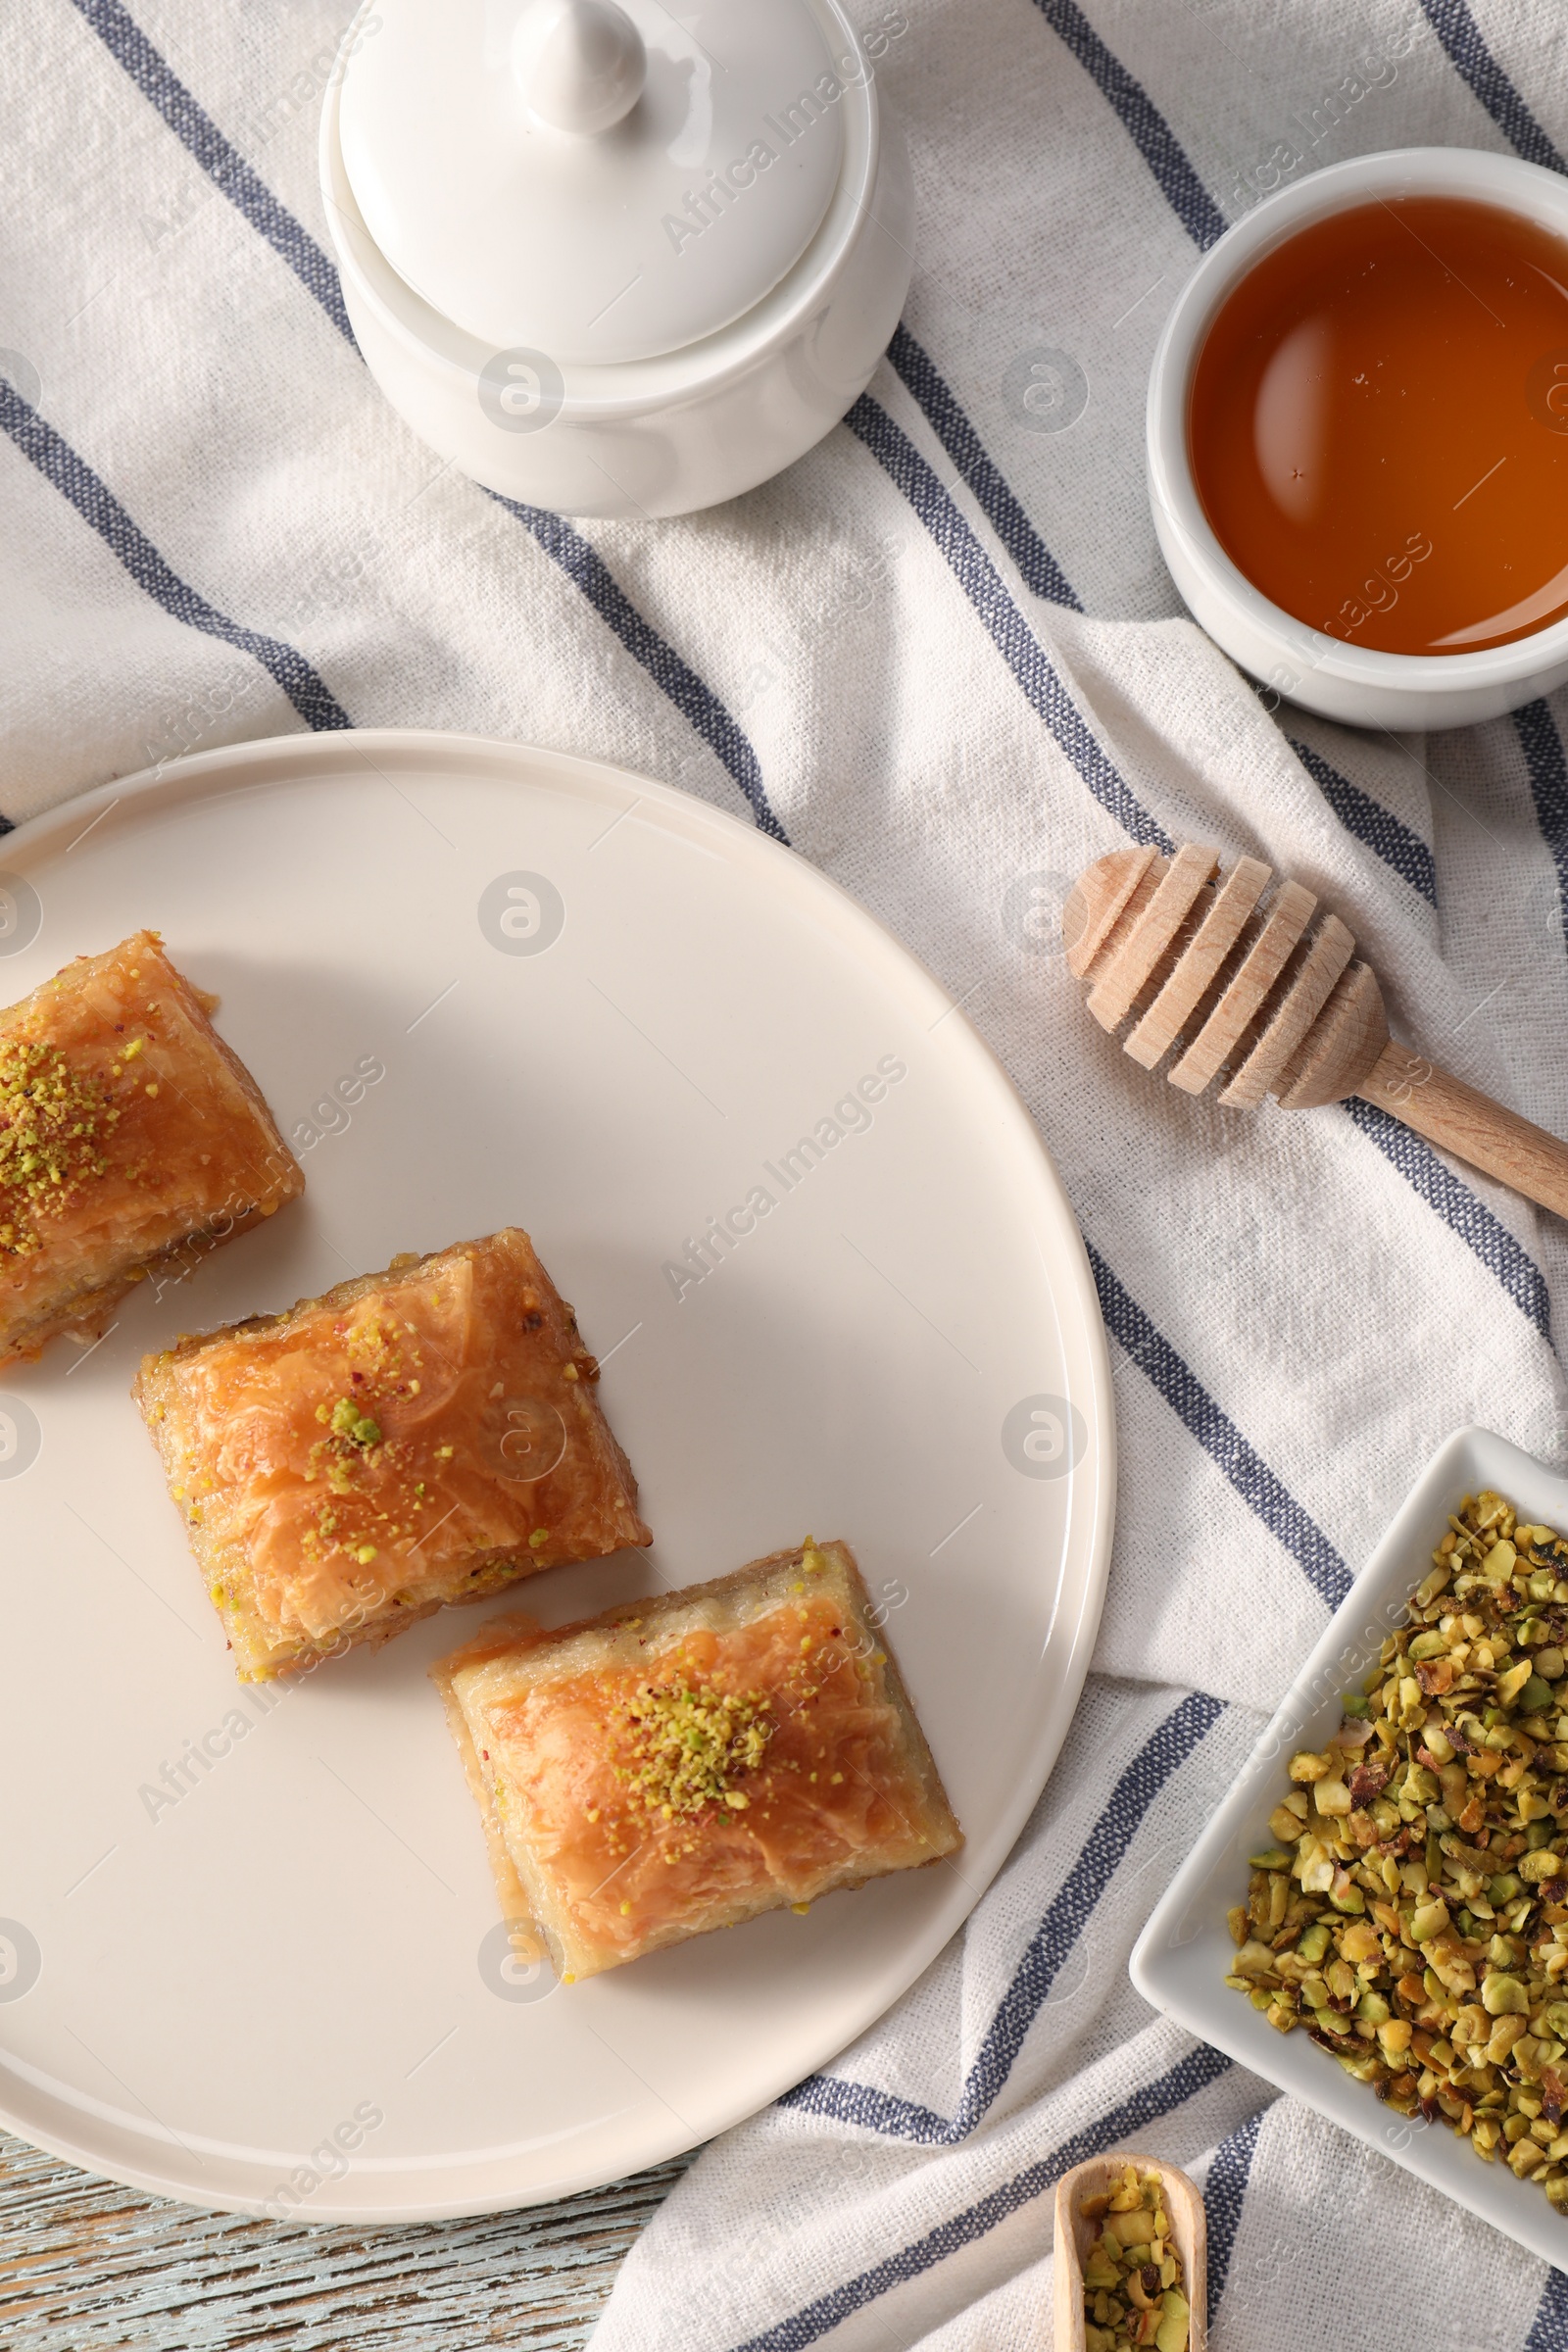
[5,1,1568,2346]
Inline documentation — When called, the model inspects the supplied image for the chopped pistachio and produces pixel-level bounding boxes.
[612,1679,773,1818]
[1226,1486,1568,2215]
[0,1038,122,1252]
[1078,2164,1187,2352]
[329,1396,382,1447]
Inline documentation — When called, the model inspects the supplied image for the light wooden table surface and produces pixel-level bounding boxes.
[0,2132,693,2348]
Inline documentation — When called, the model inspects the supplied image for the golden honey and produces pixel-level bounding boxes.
[1190,196,1568,655]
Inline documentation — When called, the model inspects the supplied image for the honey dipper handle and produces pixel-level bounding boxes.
[1360,1043,1568,1219]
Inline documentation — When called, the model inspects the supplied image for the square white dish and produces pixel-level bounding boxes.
[1131,1423,1568,2266]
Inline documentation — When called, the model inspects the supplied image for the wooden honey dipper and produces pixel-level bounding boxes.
[1064,842,1568,1219]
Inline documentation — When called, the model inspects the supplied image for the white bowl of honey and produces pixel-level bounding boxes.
[1148,148,1568,731]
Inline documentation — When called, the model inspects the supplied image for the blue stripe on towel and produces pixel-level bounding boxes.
[1343,1100,1552,1340]
[1029,0,1228,249]
[0,381,351,733]
[1526,2263,1568,2352]
[1204,2105,1264,2318]
[1087,1242,1352,1607]
[1288,739,1438,906]
[845,394,1172,852]
[887,325,1083,611]
[735,2044,1233,2352]
[781,1689,1226,2142]
[1513,700,1568,958]
[1416,0,1568,172]
[488,496,789,846]
[70,0,357,344]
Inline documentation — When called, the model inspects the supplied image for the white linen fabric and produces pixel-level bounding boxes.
[6,0,1568,2344]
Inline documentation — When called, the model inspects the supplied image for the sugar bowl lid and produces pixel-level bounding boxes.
[338,0,850,367]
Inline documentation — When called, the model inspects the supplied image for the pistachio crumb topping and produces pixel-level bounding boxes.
[612,1680,773,1819]
[326,1396,382,1447]
[0,1040,122,1252]
[1227,1488,1568,2213]
[1080,2164,1189,2351]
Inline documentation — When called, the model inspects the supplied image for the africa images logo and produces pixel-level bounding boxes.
[0,1921,41,2003]
[662,1054,907,1301]
[0,872,42,957]
[478,871,566,955]
[478,1919,559,2002]
[659,10,907,257]
[1001,1395,1087,1480]
[478,350,564,435]
[0,1393,42,1479]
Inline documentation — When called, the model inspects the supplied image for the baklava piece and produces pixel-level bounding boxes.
[0,931,302,1363]
[134,1228,650,1680]
[431,1539,961,1981]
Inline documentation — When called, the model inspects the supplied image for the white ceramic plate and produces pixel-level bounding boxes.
[1132,1424,1568,2266]
[0,730,1113,2220]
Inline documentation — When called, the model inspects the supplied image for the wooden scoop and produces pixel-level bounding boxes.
[1064,843,1568,1220]
[1054,2152,1206,2351]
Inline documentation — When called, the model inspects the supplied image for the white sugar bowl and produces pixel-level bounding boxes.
[320,0,913,518]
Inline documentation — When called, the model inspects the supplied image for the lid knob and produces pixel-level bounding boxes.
[514,0,647,137]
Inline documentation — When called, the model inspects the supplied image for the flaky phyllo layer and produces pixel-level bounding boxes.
[433,1540,962,1980]
[135,1229,650,1679]
[0,930,302,1363]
